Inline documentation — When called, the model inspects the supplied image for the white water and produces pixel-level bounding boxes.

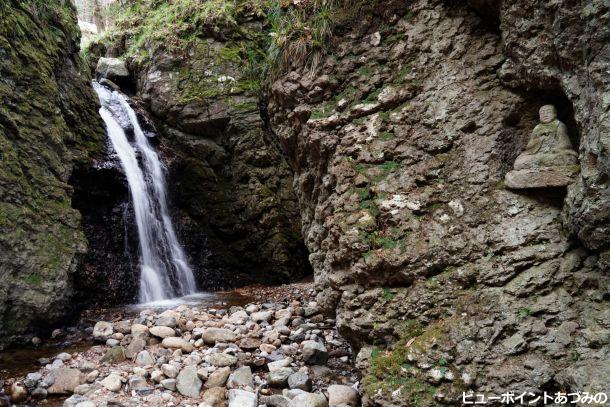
[93,82,197,303]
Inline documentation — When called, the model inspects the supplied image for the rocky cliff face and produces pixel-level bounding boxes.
[90,3,311,289]
[269,0,609,404]
[0,0,104,344]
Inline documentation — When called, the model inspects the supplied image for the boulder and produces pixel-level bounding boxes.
[96,57,129,81]
[101,346,125,364]
[176,366,202,398]
[290,393,328,407]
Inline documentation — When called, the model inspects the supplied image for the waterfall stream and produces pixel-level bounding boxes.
[93,82,197,303]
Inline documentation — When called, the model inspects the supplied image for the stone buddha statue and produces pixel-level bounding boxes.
[505,105,579,189]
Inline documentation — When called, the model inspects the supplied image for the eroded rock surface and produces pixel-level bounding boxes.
[269,0,609,404]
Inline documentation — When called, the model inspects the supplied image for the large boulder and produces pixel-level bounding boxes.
[95,57,129,81]
[46,368,84,395]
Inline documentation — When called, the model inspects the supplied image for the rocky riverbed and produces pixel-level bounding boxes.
[0,282,361,406]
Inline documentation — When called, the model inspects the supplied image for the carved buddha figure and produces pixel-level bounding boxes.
[513,104,578,170]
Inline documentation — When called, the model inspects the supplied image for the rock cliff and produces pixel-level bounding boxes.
[269,0,609,404]
[0,0,104,344]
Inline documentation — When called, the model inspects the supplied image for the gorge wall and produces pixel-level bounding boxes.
[0,0,105,343]
[268,0,609,404]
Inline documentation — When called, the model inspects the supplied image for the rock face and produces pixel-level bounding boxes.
[268,0,609,404]
[89,4,312,289]
[0,0,104,345]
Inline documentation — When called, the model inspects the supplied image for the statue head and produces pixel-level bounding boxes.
[539,105,557,124]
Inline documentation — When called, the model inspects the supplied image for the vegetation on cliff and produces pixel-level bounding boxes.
[0,0,104,343]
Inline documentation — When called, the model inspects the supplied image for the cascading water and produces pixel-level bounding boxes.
[93,82,197,303]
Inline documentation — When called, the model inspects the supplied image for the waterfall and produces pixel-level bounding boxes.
[93,82,197,303]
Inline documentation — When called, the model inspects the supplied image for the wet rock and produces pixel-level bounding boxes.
[302,341,328,365]
[205,366,231,388]
[327,385,359,406]
[47,368,84,395]
[201,328,237,344]
[176,366,202,398]
[228,389,258,407]
[101,374,122,392]
[92,321,113,342]
[288,372,312,391]
[149,326,176,338]
[205,353,238,367]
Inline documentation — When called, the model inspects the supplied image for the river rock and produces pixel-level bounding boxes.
[327,385,359,406]
[205,366,231,388]
[228,389,258,407]
[10,382,27,403]
[135,350,155,366]
[125,338,146,359]
[227,366,254,389]
[92,321,113,342]
[64,394,89,407]
[251,310,273,322]
[238,337,262,350]
[162,363,179,378]
[302,341,328,365]
[268,357,293,371]
[155,312,177,328]
[269,367,294,387]
[24,372,42,388]
[205,353,238,367]
[202,328,237,344]
[176,366,202,398]
[47,368,84,395]
[229,310,249,324]
[150,326,176,338]
[86,370,99,383]
[202,387,227,407]
[288,372,312,391]
[161,378,177,391]
[262,395,292,407]
[113,320,132,334]
[162,337,193,353]
[101,374,122,392]
[290,393,328,407]
[101,346,126,363]
[131,324,149,338]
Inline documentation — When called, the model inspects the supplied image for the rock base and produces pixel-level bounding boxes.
[504,166,579,189]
